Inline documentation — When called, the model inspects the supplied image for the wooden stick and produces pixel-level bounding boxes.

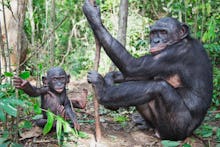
[89,0,102,142]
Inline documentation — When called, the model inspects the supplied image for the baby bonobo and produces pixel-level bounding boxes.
[13,67,87,130]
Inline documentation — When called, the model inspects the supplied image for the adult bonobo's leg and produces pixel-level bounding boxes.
[88,71,180,107]
[88,71,193,140]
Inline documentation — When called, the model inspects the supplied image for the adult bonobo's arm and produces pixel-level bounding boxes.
[83,0,183,78]
[83,0,133,74]
[13,76,48,97]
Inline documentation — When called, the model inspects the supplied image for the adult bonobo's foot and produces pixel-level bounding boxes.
[82,0,101,26]
[87,70,104,85]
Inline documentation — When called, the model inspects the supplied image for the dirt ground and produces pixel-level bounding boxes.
[19,79,217,147]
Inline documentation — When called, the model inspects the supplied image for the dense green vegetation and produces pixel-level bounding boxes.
[0,0,220,146]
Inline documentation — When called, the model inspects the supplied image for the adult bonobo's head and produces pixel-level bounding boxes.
[43,67,70,94]
[149,17,189,54]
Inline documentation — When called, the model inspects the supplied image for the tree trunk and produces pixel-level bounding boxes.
[109,0,128,71]
[0,21,3,84]
[117,0,128,46]
[50,0,55,65]
[28,0,35,46]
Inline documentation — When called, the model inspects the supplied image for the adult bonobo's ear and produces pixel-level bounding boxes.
[66,74,70,83]
[180,24,189,39]
[42,76,48,86]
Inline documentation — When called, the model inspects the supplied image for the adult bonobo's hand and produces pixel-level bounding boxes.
[13,76,28,90]
[87,70,104,84]
[82,0,101,26]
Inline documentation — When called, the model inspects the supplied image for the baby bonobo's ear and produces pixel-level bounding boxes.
[42,76,48,86]
[66,74,70,83]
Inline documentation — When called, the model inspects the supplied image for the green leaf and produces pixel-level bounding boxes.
[114,115,127,123]
[215,114,220,119]
[0,142,10,147]
[38,63,43,71]
[78,131,89,138]
[19,120,33,129]
[182,143,192,147]
[0,109,6,122]
[4,72,14,77]
[32,114,43,120]
[56,117,63,145]
[0,92,5,99]
[63,121,77,136]
[43,111,54,135]
[11,143,23,147]
[19,71,30,80]
[161,140,180,147]
[0,137,10,147]
[216,128,220,141]
[0,102,17,117]
[6,98,26,107]
[33,104,42,114]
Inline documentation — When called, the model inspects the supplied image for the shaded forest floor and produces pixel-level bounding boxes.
[19,79,218,147]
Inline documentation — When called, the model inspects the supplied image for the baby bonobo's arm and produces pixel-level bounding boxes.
[13,76,48,97]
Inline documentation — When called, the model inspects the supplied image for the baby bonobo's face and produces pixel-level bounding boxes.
[47,67,68,94]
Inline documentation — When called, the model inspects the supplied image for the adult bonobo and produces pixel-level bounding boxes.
[14,67,87,130]
[83,0,213,140]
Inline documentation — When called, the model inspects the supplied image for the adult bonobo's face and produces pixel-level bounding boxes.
[149,17,189,54]
[44,67,70,94]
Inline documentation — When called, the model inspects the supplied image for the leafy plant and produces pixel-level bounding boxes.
[42,110,88,145]
[0,72,29,146]
[161,140,180,147]
[195,124,213,138]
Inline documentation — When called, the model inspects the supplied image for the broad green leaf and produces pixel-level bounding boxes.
[215,113,220,119]
[38,64,43,70]
[182,143,192,147]
[0,102,17,117]
[4,72,14,77]
[0,142,10,147]
[114,115,127,123]
[0,92,5,99]
[33,104,42,114]
[63,121,77,136]
[19,120,32,129]
[56,117,63,145]
[32,114,43,120]
[5,98,26,107]
[161,140,180,147]
[0,137,10,147]
[0,109,6,122]
[216,128,220,141]
[78,131,89,138]
[11,143,23,147]
[43,111,54,135]
[19,71,30,80]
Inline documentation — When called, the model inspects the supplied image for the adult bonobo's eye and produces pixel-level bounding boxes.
[51,77,57,82]
[150,31,156,37]
[160,30,167,35]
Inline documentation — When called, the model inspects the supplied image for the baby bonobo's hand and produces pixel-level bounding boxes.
[13,76,28,89]
[73,119,80,131]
